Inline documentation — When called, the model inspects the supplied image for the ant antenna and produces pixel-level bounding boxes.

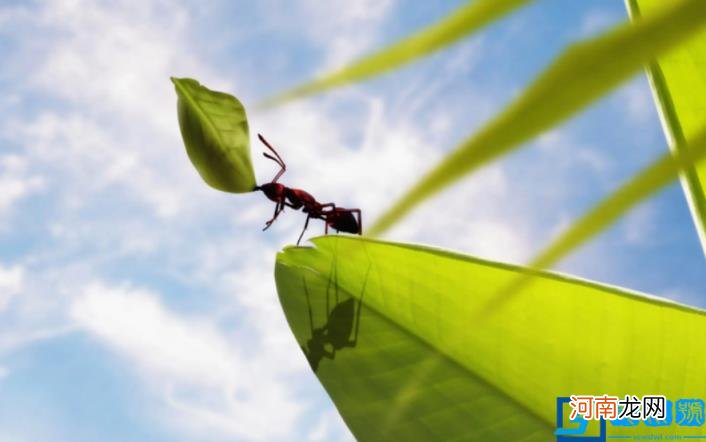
[258,133,286,183]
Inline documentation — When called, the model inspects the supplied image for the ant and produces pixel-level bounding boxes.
[253,134,362,245]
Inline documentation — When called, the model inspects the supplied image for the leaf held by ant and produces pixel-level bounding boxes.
[171,77,256,193]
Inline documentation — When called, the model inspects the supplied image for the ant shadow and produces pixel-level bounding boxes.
[300,263,371,373]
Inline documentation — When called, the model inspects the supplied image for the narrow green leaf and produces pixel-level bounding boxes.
[627,0,706,257]
[490,125,706,309]
[259,0,532,108]
[171,77,256,193]
[369,0,706,236]
[276,236,706,440]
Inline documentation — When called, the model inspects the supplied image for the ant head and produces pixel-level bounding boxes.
[256,182,285,201]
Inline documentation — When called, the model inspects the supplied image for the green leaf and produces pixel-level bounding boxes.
[275,236,706,440]
[171,77,256,193]
[369,0,706,236]
[259,0,532,108]
[626,0,706,256]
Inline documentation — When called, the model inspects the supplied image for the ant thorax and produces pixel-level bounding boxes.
[286,188,318,209]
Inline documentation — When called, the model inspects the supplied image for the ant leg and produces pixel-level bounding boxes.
[348,208,362,234]
[337,208,362,234]
[319,202,336,238]
[262,204,278,231]
[263,199,285,231]
[296,213,311,246]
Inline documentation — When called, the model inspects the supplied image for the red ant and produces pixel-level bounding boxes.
[253,134,362,245]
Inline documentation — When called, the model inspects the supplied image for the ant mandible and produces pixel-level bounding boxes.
[253,134,362,245]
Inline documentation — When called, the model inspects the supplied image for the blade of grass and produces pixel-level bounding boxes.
[258,0,532,108]
[482,124,706,314]
[627,0,706,257]
[368,0,706,236]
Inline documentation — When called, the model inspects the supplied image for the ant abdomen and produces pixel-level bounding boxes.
[327,209,360,234]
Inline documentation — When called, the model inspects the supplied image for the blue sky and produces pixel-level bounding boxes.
[0,0,705,441]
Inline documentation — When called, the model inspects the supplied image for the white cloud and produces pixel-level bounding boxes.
[0,264,24,312]
[71,281,305,440]
[72,283,239,384]
[0,155,43,218]
[299,0,396,71]
[0,1,328,439]
[386,164,534,263]
[0,0,238,222]
[8,112,189,219]
[0,327,75,356]
[260,0,396,73]
[0,175,39,212]
[32,0,200,125]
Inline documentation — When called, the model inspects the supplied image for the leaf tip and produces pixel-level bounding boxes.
[170,76,186,87]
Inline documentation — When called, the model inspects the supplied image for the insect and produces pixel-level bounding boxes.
[253,134,362,245]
